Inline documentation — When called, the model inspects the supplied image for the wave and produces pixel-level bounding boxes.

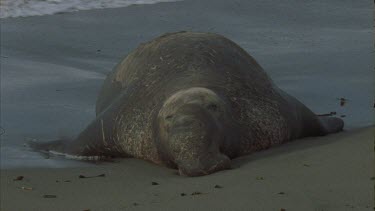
[0,0,180,18]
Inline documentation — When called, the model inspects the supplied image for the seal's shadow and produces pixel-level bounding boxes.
[230,129,354,169]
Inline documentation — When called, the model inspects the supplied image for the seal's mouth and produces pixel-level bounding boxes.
[177,153,232,177]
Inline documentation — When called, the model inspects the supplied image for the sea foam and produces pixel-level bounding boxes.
[0,0,179,18]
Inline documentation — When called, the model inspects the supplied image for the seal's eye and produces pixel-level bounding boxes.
[207,103,218,111]
[165,115,173,120]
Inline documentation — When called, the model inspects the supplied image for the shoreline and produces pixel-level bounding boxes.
[0,0,182,19]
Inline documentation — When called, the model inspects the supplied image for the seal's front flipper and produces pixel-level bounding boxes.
[28,138,95,157]
[28,138,113,161]
[318,116,344,134]
[28,138,78,158]
[28,118,120,159]
[29,112,120,158]
[28,139,70,153]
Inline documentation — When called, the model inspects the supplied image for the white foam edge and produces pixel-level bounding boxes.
[48,150,104,161]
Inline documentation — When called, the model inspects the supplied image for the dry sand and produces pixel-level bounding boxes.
[1,127,373,211]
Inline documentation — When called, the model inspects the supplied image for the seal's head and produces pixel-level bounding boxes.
[157,87,232,176]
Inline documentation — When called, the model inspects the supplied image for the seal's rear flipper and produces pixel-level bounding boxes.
[318,116,344,134]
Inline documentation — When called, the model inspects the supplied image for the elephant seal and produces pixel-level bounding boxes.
[32,31,344,176]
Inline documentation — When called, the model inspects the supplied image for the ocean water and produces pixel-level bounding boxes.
[0,0,179,18]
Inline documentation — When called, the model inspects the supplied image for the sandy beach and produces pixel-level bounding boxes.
[1,127,373,210]
[0,0,373,210]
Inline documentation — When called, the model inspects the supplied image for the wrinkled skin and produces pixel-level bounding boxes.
[32,31,344,176]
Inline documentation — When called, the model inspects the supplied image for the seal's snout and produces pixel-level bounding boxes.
[157,87,232,176]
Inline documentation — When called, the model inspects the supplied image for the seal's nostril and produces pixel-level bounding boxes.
[207,104,217,111]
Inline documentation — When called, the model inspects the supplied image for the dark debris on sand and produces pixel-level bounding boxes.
[13,176,24,181]
[78,174,105,179]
